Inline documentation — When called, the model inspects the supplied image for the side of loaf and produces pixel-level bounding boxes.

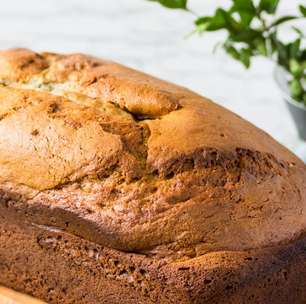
[0,48,305,303]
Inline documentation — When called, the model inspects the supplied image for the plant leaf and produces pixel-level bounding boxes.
[224,44,240,61]
[299,5,306,17]
[231,0,256,27]
[289,39,301,60]
[270,15,298,27]
[278,45,289,68]
[289,79,303,99]
[254,38,267,56]
[258,0,280,14]
[147,0,187,9]
[195,9,236,32]
[289,59,303,77]
[240,48,252,68]
[232,0,255,12]
[292,26,305,38]
[229,29,262,43]
[194,17,212,33]
[207,9,228,31]
[224,41,252,68]
[238,11,255,27]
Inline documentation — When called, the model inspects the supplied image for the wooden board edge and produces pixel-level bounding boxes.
[0,286,45,304]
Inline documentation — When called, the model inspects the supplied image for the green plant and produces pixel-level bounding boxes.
[148,0,306,105]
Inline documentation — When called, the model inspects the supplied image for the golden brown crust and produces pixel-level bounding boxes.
[2,203,306,303]
[0,48,305,263]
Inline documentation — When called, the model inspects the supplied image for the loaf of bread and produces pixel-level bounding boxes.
[0,48,305,304]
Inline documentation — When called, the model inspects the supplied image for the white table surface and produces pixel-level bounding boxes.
[0,0,303,154]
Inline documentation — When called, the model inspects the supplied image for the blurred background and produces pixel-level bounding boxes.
[0,0,302,152]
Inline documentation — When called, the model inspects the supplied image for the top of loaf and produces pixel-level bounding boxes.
[0,48,305,261]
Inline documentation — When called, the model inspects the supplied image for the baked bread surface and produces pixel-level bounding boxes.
[0,48,305,303]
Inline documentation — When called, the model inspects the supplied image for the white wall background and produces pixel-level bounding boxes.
[0,0,303,152]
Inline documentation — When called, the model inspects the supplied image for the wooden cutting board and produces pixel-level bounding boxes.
[0,286,45,304]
